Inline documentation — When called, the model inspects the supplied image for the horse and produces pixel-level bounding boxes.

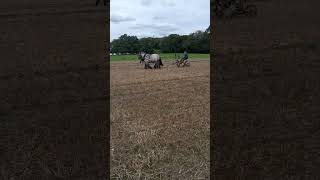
[138,52,163,69]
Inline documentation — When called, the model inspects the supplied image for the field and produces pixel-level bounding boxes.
[110,53,209,62]
[110,59,210,179]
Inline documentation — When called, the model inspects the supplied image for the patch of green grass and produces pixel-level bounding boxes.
[110,53,209,62]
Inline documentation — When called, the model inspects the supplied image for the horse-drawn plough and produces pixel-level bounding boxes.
[174,56,190,67]
[138,52,190,69]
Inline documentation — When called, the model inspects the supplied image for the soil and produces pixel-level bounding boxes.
[111,60,210,179]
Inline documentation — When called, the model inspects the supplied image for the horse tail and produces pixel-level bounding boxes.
[159,57,163,66]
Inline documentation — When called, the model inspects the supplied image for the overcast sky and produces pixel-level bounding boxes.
[110,0,210,41]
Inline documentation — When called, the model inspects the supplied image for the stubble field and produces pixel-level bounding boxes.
[110,59,210,179]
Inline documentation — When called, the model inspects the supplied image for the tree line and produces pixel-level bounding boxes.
[110,26,210,54]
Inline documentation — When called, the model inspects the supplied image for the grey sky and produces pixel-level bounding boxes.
[110,0,210,41]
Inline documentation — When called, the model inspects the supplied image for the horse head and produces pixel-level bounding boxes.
[137,52,143,63]
[138,52,146,64]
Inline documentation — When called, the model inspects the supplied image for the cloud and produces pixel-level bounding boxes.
[111,0,210,40]
[152,16,166,20]
[129,23,179,38]
[158,32,170,37]
[160,0,176,7]
[131,23,179,33]
[141,0,153,6]
[111,14,136,23]
[137,34,150,38]
[141,0,175,7]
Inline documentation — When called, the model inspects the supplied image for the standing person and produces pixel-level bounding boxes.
[96,0,106,6]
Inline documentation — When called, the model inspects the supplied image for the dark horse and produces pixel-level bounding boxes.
[138,52,163,69]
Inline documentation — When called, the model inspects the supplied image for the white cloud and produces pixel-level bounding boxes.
[141,0,153,6]
[131,23,178,32]
[110,14,136,23]
[160,0,176,7]
[110,0,209,41]
[152,16,166,20]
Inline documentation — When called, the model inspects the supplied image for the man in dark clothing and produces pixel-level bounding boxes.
[96,0,106,6]
[182,50,188,61]
[178,50,188,65]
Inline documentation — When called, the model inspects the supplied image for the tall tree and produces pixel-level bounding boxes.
[139,37,160,54]
[111,34,140,54]
[111,26,210,54]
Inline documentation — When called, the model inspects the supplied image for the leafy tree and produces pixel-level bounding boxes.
[111,26,210,54]
[205,25,211,34]
[110,34,139,54]
[139,37,160,54]
[160,34,184,53]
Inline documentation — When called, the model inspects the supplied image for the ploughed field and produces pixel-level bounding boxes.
[110,59,210,179]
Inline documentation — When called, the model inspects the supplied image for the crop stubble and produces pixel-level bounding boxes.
[111,60,210,179]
